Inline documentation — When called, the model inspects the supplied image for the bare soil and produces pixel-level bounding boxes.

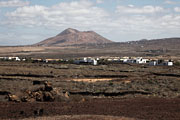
[1,98,180,120]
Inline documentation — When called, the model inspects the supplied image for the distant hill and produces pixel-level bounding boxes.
[34,28,113,46]
[1,36,180,59]
[73,37,180,50]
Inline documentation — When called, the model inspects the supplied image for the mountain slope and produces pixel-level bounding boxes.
[34,28,113,46]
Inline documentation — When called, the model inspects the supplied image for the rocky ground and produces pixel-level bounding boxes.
[0,61,180,119]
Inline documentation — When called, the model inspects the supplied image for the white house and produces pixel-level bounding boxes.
[6,57,21,61]
[135,57,147,64]
[167,61,173,66]
[74,57,98,65]
[15,57,21,61]
[123,59,130,63]
[160,61,173,66]
[92,59,98,65]
[22,58,26,61]
[123,57,147,64]
[83,57,88,62]
[127,59,135,63]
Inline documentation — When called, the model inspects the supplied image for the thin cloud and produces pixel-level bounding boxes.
[116,5,165,14]
[96,0,103,4]
[0,0,29,7]
[164,0,180,5]
[174,7,180,12]
[5,1,109,28]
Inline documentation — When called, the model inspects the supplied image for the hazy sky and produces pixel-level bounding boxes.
[0,0,180,45]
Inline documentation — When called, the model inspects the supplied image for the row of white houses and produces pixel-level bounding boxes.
[122,57,173,66]
[122,57,148,64]
[0,57,22,61]
[148,60,173,66]
[0,56,174,66]
[73,57,173,66]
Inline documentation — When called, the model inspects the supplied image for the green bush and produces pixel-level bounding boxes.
[108,81,113,86]
[174,61,180,66]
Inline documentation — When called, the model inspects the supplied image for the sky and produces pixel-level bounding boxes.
[0,0,180,45]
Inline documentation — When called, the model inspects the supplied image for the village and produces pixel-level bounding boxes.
[0,56,174,66]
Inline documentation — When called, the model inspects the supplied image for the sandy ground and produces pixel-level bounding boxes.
[72,78,113,82]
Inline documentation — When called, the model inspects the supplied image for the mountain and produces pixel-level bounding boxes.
[34,28,113,46]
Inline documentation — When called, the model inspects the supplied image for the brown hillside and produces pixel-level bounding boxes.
[34,28,113,46]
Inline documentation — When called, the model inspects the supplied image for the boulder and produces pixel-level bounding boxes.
[7,94,20,102]
[64,91,70,99]
[44,81,53,91]
[34,91,44,102]
[43,92,55,101]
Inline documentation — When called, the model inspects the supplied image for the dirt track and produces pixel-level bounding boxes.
[1,98,180,120]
